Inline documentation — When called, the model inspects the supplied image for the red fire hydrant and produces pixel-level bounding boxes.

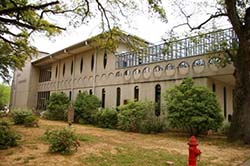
[188,136,201,166]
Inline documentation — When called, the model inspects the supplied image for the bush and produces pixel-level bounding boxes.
[164,78,224,136]
[11,108,33,124]
[219,121,231,135]
[47,92,70,120]
[44,128,79,154]
[0,121,21,149]
[24,115,39,127]
[93,108,118,129]
[117,101,167,133]
[74,92,101,124]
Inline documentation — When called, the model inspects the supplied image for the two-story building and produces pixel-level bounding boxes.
[11,28,236,121]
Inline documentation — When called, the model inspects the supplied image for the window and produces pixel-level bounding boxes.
[71,61,73,75]
[36,91,50,110]
[55,66,58,78]
[69,91,72,100]
[134,86,139,101]
[89,89,93,95]
[212,83,216,92]
[116,87,121,107]
[155,84,161,116]
[39,66,52,82]
[91,54,94,72]
[80,58,83,73]
[224,87,227,118]
[102,88,105,108]
[103,52,107,69]
[62,63,65,77]
[78,90,81,94]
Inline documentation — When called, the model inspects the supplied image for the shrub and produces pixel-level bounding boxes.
[24,115,39,127]
[0,121,21,149]
[93,108,118,129]
[11,108,33,124]
[219,121,231,135]
[43,128,79,154]
[117,101,167,133]
[164,78,224,136]
[47,92,70,120]
[74,92,101,124]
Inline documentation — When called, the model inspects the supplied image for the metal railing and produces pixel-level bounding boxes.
[116,28,238,69]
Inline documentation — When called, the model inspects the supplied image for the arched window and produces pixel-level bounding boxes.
[116,87,121,107]
[91,54,94,72]
[71,60,74,75]
[103,52,107,69]
[69,91,72,101]
[89,89,93,95]
[212,83,216,92]
[155,84,161,116]
[102,88,106,108]
[224,87,227,118]
[62,63,65,77]
[55,65,58,78]
[134,86,139,101]
[80,58,83,73]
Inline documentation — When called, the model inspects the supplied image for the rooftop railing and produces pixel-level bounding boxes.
[116,28,237,69]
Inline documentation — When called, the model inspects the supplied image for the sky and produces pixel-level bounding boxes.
[31,0,230,54]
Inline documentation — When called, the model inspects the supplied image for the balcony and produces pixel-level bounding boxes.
[116,28,237,69]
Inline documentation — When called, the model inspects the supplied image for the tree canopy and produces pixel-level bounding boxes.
[0,0,166,82]
[164,78,223,136]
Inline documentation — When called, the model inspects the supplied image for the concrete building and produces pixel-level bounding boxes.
[11,28,236,121]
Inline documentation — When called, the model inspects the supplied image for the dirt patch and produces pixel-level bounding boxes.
[0,119,249,166]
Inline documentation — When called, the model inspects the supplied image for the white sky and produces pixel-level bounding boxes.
[31,0,230,54]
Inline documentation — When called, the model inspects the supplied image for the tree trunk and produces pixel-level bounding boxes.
[229,41,250,144]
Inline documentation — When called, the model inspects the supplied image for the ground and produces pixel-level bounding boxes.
[0,119,249,166]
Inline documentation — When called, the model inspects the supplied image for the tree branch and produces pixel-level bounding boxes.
[0,1,59,15]
[225,0,243,39]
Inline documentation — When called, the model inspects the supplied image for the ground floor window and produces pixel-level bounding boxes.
[37,91,50,110]
[134,86,139,101]
[102,88,105,108]
[116,87,121,107]
[155,84,161,116]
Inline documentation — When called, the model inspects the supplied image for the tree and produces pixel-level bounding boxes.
[0,84,10,110]
[0,0,166,82]
[164,78,223,136]
[164,0,250,144]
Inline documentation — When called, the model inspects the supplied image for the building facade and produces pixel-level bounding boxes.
[11,28,236,121]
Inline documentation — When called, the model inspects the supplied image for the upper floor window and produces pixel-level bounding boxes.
[39,66,51,82]
[71,61,74,75]
[103,52,107,69]
[91,54,94,72]
[80,58,83,73]
[62,63,66,77]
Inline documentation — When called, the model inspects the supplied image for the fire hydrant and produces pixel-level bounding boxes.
[188,136,201,166]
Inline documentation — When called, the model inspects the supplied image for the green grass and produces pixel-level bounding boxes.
[79,145,213,166]
[77,134,100,143]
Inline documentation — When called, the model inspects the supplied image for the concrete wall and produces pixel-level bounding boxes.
[12,43,235,121]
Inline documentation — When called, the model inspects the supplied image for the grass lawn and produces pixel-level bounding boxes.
[0,117,249,166]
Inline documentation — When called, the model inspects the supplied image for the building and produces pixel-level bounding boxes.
[11,28,236,121]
